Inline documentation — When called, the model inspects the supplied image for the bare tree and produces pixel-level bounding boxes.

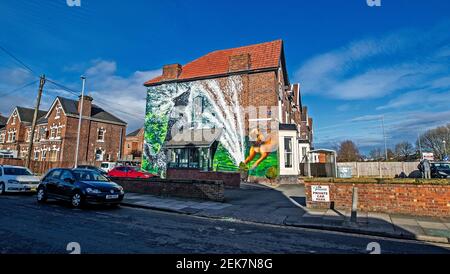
[337,140,361,162]
[369,147,383,161]
[395,141,415,161]
[417,124,450,160]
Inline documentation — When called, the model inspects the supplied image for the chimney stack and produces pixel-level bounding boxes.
[162,64,182,80]
[78,95,93,118]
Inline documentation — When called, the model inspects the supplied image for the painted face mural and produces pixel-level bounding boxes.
[143,75,279,178]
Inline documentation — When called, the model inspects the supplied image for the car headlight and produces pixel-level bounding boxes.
[8,180,19,184]
[438,172,448,177]
[86,188,102,194]
[117,186,124,194]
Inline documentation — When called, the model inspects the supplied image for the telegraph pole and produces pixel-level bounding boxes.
[25,75,46,169]
[74,76,86,168]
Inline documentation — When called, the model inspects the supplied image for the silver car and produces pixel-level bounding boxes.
[0,165,40,194]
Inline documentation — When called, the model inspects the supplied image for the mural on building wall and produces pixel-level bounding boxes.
[143,75,278,178]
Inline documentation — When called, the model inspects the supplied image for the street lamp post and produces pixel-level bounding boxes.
[443,140,447,160]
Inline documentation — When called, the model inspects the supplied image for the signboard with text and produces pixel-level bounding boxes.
[311,185,330,202]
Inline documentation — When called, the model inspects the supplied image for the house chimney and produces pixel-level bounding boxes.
[78,95,93,118]
[229,54,251,72]
[162,64,182,80]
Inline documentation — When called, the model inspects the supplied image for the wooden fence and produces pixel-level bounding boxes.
[336,162,420,178]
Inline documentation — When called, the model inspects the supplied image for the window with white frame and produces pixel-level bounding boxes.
[55,105,62,119]
[284,137,293,168]
[56,123,63,139]
[9,130,16,142]
[95,149,104,161]
[49,149,58,162]
[26,128,31,142]
[34,151,39,161]
[0,133,4,143]
[50,124,56,139]
[97,128,105,142]
[41,149,47,161]
[11,113,17,125]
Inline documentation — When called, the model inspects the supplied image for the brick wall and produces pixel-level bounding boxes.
[167,168,240,188]
[111,177,225,202]
[304,180,450,217]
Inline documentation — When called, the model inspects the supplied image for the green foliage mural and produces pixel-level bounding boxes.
[143,76,279,178]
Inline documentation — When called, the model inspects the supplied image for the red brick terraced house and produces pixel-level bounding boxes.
[0,95,127,171]
[124,127,144,162]
[142,40,314,181]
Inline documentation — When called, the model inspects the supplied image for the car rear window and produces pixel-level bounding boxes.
[47,169,62,179]
[73,170,109,182]
[4,168,33,176]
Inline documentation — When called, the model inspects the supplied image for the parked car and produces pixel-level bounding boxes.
[431,162,450,178]
[0,165,40,195]
[108,166,156,179]
[76,165,109,176]
[100,162,117,173]
[37,168,125,208]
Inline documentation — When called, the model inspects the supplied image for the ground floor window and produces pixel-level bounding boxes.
[49,150,58,162]
[168,147,211,170]
[95,149,104,161]
[284,137,293,168]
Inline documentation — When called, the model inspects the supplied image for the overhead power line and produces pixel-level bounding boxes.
[46,78,141,120]
[0,44,37,76]
[0,80,39,97]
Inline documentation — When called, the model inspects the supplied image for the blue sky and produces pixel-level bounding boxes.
[0,0,449,154]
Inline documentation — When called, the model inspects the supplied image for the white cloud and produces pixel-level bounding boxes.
[295,22,450,101]
[81,60,161,132]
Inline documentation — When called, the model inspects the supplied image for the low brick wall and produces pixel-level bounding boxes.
[167,168,240,188]
[304,179,450,217]
[111,177,225,202]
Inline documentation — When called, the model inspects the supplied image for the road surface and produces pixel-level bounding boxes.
[0,194,448,254]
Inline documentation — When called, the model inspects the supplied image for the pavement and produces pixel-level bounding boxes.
[1,194,449,254]
[122,182,450,244]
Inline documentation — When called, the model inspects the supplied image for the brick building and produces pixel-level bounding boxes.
[124,127,144,161]
[0,95,127,168]
[142,40,313,179]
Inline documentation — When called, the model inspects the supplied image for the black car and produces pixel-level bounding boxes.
[76,165,108,176]
[37,168,125,208]
[431,162,450,178]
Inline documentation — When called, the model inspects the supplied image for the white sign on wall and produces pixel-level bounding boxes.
[311,185,330,202]
[422,152,434,161]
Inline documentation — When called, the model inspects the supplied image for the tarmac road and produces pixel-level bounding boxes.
[0,194,449,254]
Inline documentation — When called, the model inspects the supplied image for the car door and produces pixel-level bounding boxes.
[44,169,62,197]
[58,170,77,199]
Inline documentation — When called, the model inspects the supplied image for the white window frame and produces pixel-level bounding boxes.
[97,127,106,142]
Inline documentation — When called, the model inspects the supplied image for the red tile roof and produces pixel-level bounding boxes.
[144,40,283,86]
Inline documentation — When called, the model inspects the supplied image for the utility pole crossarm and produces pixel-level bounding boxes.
[25,75,45,169]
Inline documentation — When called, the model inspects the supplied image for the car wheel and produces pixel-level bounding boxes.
[71,192,84,208]
[37,188,47,203]
[0,182,5,195]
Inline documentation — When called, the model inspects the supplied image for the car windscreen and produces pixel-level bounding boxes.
[3,167,33,176]
[100,163,109,168]
[72,170,109,182]
[434,163,450,170]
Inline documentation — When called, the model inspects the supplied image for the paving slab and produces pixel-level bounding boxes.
[418,221,448,230]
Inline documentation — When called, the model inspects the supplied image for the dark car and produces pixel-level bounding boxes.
[76,165,109,177]
[431,162,450,178]
[37,168,125,208]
